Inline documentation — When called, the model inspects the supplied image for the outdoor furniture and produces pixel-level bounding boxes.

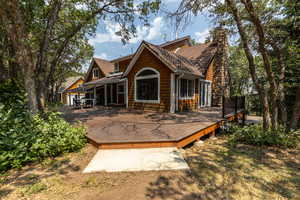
[73,99,82,108]
[83,98,95,108]
[72,98,95,109]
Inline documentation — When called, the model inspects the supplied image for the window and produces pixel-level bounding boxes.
[135,68,160,103]
[117,83,125,94]
[93,68,100,78]
[199,80,212,107]
[180,79,194,99]
[114,63,120,72]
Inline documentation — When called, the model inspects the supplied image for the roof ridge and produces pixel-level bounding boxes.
[110,35,191,62]
[144,41,201,76]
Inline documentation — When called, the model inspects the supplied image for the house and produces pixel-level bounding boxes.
[58,76,85,106]
[83,28,229,112]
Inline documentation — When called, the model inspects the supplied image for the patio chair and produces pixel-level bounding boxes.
[73,99,81,108]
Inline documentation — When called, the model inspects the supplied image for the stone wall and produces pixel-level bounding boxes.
[211,28,230,106]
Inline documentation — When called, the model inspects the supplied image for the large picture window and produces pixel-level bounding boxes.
[180,79,195,99]
[135,68,160,103]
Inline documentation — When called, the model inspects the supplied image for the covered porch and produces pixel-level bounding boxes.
[83,73,127,107]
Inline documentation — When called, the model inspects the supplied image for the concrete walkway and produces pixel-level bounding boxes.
[83,148,190,173]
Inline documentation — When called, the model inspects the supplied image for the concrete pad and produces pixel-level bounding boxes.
[83,147,190,173]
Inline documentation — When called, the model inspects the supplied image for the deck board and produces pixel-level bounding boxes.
[64,106,244,149]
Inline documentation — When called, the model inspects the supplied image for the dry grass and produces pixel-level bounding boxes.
[182,136,300,200]
[0,137,299,200]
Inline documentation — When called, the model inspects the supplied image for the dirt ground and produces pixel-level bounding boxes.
[1,136,299,200]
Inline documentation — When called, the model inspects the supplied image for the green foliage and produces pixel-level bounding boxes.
[229,124,300,148]
[0,81,86,172]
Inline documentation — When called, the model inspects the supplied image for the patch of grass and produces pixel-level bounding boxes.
[182,136,300,199]
[0,172,9,184]
[23,182,47,195]
[83,176,98,188]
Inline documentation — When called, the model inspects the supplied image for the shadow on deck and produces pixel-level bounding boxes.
[62,106,245,149]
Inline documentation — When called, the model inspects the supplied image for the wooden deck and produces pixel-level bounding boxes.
[64,107,245,149]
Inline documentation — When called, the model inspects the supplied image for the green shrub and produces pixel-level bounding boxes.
[229,124,300,148]
[0,80,86,172]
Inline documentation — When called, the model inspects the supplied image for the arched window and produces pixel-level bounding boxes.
[135,67,160,103]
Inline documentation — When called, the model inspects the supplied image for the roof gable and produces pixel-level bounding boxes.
[123,41,202,77]
[176,42,217,74]
[85,58,114,81]
[123,42,175,76]
[59,76,84,93]
[110,36,192,63]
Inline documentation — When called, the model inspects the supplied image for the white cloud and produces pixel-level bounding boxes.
[95,53,108,60]
[89,17,164,45]
[194,28,210,43]
[145,17,163,40]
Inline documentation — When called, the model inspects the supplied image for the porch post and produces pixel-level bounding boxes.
[68,94,71,106]
[170,73,175,113]
[110,84,113,103]
[93,86,96,106]
[116,83,119,104]
[175,77,179,111]
[125,78,128,108]
[104,84,107,106]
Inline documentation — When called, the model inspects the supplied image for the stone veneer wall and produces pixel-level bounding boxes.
[211,28,230,106]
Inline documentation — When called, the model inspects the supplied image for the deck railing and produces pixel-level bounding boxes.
[222,96,246,118]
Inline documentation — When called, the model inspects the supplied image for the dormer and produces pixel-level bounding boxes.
[114,62,120,73]
[85,58,114,82]
[92,68,100,79]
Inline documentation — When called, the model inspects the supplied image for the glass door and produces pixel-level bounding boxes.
[199,80,212,107]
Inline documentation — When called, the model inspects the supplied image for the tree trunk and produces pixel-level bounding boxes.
[268,41,287,125]
[241,0,279,130]
[0,0,38,114]
[35,0,62,111]
[289,87,300,130]
[225,0,271,130]
[36,84,47,111]
[0,54,7,83]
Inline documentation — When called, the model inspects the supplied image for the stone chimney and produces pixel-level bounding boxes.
[211,27,230,106]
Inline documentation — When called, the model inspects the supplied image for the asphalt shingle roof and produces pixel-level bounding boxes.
[144,41,202,76]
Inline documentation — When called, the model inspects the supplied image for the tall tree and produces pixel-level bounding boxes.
[170,0,299,130]
[0,0,161,113]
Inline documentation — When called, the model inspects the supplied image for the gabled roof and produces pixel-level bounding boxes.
[58,76,83,93]
[85,57,114,81]
[144,42,202,76]
[159,35,191,48]
[176,42,217,74]
[110,35,192,63]
[93,58,114,76]
[123,41,202,76]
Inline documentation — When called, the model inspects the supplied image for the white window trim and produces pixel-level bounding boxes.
[170,73,175,113]
[134,67,160,104]
[199,79,212,107]
[179,78,195,100]
[92,68,99,78]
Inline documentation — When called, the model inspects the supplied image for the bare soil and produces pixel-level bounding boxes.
[1,136,299,200]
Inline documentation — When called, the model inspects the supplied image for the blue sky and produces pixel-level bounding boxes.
[88,0,214,61]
